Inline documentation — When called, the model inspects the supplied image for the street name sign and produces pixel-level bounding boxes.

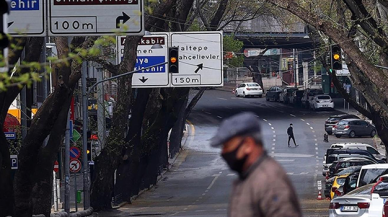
[171,31,223,87]
[117,33,170,88]
[5,132,16,140]
[8,0,46,36]
[48,0,144,36]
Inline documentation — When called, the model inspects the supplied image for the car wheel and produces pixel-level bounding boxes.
[371,130,377,137]
[243,92,246,98]
[335,135,341,138]
[349,131,356,138]
[235,91,239,97]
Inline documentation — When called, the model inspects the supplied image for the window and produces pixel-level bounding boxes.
[318,96,331,100]
[359,121,368,127]
[359,169,388,187]
[239,84,245,88]
[247,83,259,87]
[337,178,346,185]
[367,147,379,155]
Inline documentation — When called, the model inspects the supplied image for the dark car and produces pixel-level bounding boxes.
[328,157,376,178]
[333,119,377,138]
[290,90,304,106]
[324,114,359,135]
[266,86,283,101]
[301,88,324,108]
[343,171,360,194]
[280,87,297,104]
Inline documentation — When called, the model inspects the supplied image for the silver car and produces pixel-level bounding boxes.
[333,119,377,138]
[329,184,374,217]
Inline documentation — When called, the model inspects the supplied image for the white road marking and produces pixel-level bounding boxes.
[272,153,314,158]
[287,172,294,175]
[207,174,220,190]
[256,115,260,118]
[272,143,275,146]
[202,193,206,196]
[316,156,319,159]
[315,143,318,146]
[273,135,276,137]
[217,116,223,119]
[263,119,267,122]
[184,208,188,211]
[310,127,314,130]
[314,135,317,137]
[315,147,318,150]
[290,114,296,117]
[316,152,319,155]
[227,173,236,176]
[218,98,227,101]
[272,147,275,150]
[306,123,310,125]
[273,131,276,134]
[271,127,274,130]
[300,172,309,175]
[271,151,275,154]
[277,159,295,162]
[268,123,272,126]
[312,130,315,133]
[301,119,305,122]
[204,111,211,115]
[314,139,317,141]
[273,139,276,142]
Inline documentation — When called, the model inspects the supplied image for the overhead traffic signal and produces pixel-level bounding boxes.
[331,45,342,70]
[169,47,179,73]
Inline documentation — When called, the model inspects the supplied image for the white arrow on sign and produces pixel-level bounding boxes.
[69,159,81,173]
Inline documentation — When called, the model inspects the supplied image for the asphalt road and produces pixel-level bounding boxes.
[99,90,376,217]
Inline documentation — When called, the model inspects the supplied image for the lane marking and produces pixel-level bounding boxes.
[272,143,275,146]
[310,127,314,130]
[314,135,317,137]
[273,135,276,137]
[263,119,267,122]
[271,127,274,130]
[204,111,211,115]
[301,119,305,122]
[287,172,294,175]
[306,123,310,125]
[227,173,236,176]
[312,130,315,133]
[207,174,220,190]
[273,131,276,134]
[315,147,318,150]
[290,114,296,117]
[273,139,276,142]
[217,116,223,119]
[315,143,318,146]
[272,147,275,150]
[314,139,317,141]
[268,123,272,126]
[316,152,319,155]
[277,159,295,162]
[217,97,227,101]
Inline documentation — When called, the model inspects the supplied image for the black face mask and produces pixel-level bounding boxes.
[221,139,248,174]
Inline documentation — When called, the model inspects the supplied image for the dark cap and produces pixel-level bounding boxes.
[210,112,262,147]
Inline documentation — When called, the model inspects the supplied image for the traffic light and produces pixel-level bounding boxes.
[87,142,92,162]
[169,47,179,73]
[331,45,342,70]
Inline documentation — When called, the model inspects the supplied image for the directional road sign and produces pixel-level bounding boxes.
[171,31,223,87]
[8,0,46,36]
[72,129,81,142]
[10,155,18,170]
[70,147,81,159]
[5,132,16,140]
[69,159,81,173]
[48,0,144,36]
[117,33,169,88]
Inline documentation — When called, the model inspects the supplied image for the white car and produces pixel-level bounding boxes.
[310,94,334,110]
[235,82,263,98]
[368,174,388,217]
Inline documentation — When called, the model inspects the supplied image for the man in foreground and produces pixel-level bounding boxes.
[210,112,302,217]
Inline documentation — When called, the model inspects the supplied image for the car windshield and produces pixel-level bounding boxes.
[337,167,361,175]
[337,121,348,126]
[247,83,259,87]
[318,96,331,99]
[359,168,388,187]
[327,156,337,164]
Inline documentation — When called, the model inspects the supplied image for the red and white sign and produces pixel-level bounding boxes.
[53,160,59,172]
[69,159,82,173]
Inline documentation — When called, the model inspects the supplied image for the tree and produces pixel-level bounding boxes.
[262,0,388,153]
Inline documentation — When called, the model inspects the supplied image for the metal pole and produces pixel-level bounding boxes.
[313,51,317,85]
[82,62,90,209]
[56,178,61,206]
[293,49,297,88]
[97,68,106,151]
[74,174,78,211]
[21,86,27,138]
[53,171,58,211]
[64,111,71,213]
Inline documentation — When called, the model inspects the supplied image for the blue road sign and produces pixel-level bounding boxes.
[10,155,18,169]
[134,56,166,73]
[10,0,40,11]
[70,147,81,159]
[69,120,73,140]
[5,132,16,140]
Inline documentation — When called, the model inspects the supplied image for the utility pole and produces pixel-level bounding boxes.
[293,48,297,88]
[82,62,91,209]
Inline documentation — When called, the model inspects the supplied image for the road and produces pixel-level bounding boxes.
[99,90,375,217]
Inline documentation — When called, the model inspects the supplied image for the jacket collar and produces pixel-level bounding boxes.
[239,151,268,180]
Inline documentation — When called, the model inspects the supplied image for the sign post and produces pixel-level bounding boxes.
[8,0,46,36]
[171,31,223,87]
[48,0,144,36]
[117,33,170,88]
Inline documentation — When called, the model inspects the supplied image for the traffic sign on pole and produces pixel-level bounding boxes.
[171,31,223,87]
[10,155,18,170]
[48,0,144,36]
[69,159,81,173]
[53,160,59,172]
[8,0,46,36]
[117,33,170,88]
[5,132,16,140]
[70,146,81,159]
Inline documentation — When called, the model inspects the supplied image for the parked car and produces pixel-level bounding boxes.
[310,94,334,110]
[325,114,360,135]
[279,87,297,104]
[235,82,263,98]
[325,166,362,198]
[369,174,388,217]
[329,142,386,161]
[333,119,377,138]
[343,170,360,194]
[330,175,348,199]
[357,164,388,188]
[328,157,377,178]
[301,88,324,108]
[265,86,282,101]
[329,183,374,217]
[290,90,304,106]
